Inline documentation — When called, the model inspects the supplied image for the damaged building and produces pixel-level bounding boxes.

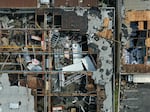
[121,1,150,82]
[0,0,115,112]
[120,0,150,112]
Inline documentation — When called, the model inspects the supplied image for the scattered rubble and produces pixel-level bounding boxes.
[0,2,115,112]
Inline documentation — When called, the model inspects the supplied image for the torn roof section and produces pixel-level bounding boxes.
[0,0,37,8]
[53,8,88,33]
[54,0,98,7]
[0,0,99,8]
[121,10,150,73]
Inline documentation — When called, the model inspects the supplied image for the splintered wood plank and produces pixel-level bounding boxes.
[147,21,150,29]
[138,21,144,30]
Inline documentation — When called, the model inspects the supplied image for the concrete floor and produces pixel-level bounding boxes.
[0,73,34,112]
[87,8,114,112]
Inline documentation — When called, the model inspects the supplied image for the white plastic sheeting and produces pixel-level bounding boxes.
[9,103,19,109]
[62,62,84,71]
[62,55,96,71]
[40,0,49,4]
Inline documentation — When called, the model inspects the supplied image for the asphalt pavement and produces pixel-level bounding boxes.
[120,83,150,112]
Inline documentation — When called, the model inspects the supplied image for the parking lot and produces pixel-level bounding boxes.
[120,83,150,112]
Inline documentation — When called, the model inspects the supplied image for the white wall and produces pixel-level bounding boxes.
[133,75,150,83]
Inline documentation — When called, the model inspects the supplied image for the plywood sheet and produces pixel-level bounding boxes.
[138,21,144,30]
[126,11,150,22]
[96,29,113,39]
[145,38,150,47]
[103,18,110,28]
